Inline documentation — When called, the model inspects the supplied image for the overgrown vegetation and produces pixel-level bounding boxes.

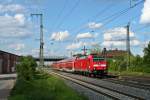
[9,56,86,100]
[108,41,150,74]
[9,73,86,100]
[16,56,37,80]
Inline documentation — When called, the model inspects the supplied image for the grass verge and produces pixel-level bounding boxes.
[8,72,87,100]
[109,70,150,77]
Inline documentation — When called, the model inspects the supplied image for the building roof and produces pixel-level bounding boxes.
[0,50,19,57]
[106,50,127,58]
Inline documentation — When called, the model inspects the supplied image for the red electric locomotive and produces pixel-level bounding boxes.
[52,54,108,76]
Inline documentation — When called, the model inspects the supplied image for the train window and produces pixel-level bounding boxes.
[93,57,104,62]
[79,56,87,59]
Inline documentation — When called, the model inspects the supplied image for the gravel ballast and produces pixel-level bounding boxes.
[58,71,150,100]
[64,79,113,100]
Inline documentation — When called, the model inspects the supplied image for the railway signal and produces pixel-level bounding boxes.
[102,48,107,61]
[81,45,89,55]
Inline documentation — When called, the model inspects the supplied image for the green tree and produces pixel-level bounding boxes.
[16,56,37,80]
[143,41,150,64]
[108,55,127,71]
[130,55,141,67]
[129,55,143,72]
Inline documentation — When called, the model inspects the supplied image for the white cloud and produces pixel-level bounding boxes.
[142,40,150,48]
[0,4,25,13]
[14,14,25,25]
[140,0,150,24]
[9,43,25,51]
[76,32,94,39]
[66,42,83,50]
[50,31,69,41]
[31,48,57,57]
[88,22,102,29]
[102,27,140,48]
[102,41,123,48]
[103,27,134,41]
[131,39,140,46]
[66,40,102,50]
[90,41,100,46]
[0,14,32,38]
[102,40,140,47]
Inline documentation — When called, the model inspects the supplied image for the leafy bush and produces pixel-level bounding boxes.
[108,55,127,72]
[16,56,37,80]
[108,54,150,73]
[108,60,119,71]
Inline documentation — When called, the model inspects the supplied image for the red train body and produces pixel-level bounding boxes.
[52,54,108,75]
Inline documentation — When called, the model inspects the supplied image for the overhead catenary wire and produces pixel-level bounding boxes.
[101,0,145,26]
[92,2,114,20]
[51,0,68,33]
[98,8,131,30]
[114,13,140,28]
[54,0,144,43]
[74,0,145,34]
[55,0,81,31]
[71,6,133,49]
[75,8,131,33]
[133,25,150,32]
[70,2,114,33]
[97,0,144,24]
[56,0,145,51]
[96,12,141,33]
[68,0,145,52]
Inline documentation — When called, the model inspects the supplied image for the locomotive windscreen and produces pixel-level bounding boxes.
[93,56,104,62]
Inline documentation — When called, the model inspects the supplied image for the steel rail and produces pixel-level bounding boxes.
[51,71,145,100]
[103,78,150,91]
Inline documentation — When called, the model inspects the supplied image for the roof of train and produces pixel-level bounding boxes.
[56,57,76,63]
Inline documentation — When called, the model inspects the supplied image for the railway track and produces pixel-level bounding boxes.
[59,71,150,91]
[103,78,150,91]
[51,71,145,100]
[53,69,150,91]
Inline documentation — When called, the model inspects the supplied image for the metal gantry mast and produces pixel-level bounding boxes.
[31,13,44,67]
[126,22,130,71]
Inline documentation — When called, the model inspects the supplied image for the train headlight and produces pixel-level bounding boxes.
[100,64,106,67]
[93,64,99,67]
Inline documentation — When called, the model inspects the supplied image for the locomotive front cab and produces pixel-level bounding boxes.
[88,55,108,75]
[93,57,107,70]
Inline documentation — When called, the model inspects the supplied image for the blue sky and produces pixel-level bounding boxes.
[0,0,150,57]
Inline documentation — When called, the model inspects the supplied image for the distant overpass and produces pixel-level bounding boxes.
[34,56,67,61]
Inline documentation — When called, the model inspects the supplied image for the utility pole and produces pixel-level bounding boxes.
[126,22,130,71]
[31,13,44,67]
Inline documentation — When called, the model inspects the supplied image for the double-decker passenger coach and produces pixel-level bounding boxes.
[52,54,108,76]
